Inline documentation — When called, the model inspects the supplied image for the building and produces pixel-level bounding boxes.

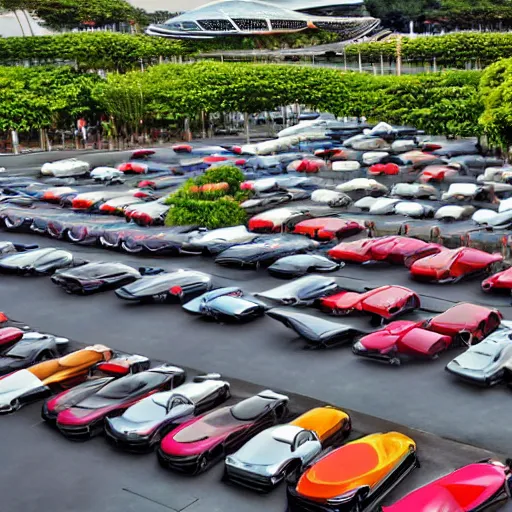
[146,0,379,40]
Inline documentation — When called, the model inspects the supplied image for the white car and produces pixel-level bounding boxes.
[125,197,170,225]
[105,374,230,449]
[41,158,90,177]
[435,205,475,220]
[311,189,351,207]
[336,178,388,195]
[90,167,125,184]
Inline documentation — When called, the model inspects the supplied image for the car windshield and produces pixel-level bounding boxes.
[231,396,270,421]
[96,373,163,399]
[5,342,37,359]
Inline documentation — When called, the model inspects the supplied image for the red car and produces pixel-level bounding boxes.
[368,163,400,176]
[328,236,443,267]
[157,390,288,474]
[353,320,451,365]
[423,302,502,345]
[0,327,24,352]
[117,162,149,174]
[293,218,364,241]
[409,247,504,283]
[419,164,459,183]
[320,285,420,320]
[383,460,512,512]
[482,267,512,292]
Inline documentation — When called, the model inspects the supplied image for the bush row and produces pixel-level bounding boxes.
[0,33,189,69]
[344,32,512,67]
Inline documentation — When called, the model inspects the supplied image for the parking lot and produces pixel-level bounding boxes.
[2,149,512,512]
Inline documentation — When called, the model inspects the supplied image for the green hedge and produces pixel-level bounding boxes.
[345,32,512,67]
[166,198,247,229]
[0,33,190,69]
[0,62,483,138]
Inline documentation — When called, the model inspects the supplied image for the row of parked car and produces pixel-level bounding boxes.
[0,313,510,512]
[0,239,510,385]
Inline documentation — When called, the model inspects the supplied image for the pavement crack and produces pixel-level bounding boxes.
[177,498,199,512]
[122,488,179,511]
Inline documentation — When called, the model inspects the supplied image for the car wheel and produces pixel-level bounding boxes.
[121,241,143,254]
[389,357,401,366]
[67,230,86,244]
[98,236,118,248]
[37,351,53,362]
[196,454,209,474]
[4,216,23,230]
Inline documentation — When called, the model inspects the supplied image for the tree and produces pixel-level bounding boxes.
[32,0,136,30]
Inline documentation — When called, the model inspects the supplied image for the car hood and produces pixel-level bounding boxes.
[0,248,72,270]
[233,427,293,466]
[450,351,493,371]
[0,370,43,405]
[118,270,210,295]
[54,262,139,281]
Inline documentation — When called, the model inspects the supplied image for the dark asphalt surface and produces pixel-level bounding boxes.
[1,150,512,512]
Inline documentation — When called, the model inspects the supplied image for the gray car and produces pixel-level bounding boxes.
[255,275,338,306]
[446,321,512,386]
[105,374,230,450]
[224,424,322,491]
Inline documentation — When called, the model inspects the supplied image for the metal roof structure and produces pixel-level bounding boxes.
[146,0,379,40]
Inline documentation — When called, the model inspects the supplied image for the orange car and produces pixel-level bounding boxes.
[290,406,351,446]
[287,432,418,512]
[0,344,112,414]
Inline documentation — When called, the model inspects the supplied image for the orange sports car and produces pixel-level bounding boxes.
[0,344,112,413]
[287,432,418,512]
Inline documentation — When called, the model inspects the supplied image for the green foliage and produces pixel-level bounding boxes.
[166,198,247,230]
[0,33,189,69]
[479,57,512,149]
[165,164,248,229]
[190,30,340,53]
[194,166,246,195]
[345,32,512,67]
[30,0,136,30]
[0,66,99,131]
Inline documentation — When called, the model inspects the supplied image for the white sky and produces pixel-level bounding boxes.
[127,0,207,12]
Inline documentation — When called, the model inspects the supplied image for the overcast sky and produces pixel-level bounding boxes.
[127,0,208,12]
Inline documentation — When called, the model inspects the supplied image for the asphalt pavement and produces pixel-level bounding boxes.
[2,150,512,512]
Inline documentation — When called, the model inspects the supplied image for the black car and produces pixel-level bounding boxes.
[0,332,69,376]
[268,255,341,278]
[182,287,267,323]
[51,262,164,295]
[215,235,319,268]
[115,270,213,303]
[266,309,367,348]
[0,247,82,275]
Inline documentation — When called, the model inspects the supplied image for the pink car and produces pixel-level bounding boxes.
[383,460,512,511]
[353,320,451,365]
[157,390,288,474]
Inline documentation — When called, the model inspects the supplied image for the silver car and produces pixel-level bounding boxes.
[105,374,230,450]
[446,321,512,386]
[224,424,322,491]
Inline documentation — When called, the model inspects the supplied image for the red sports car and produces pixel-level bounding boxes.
[0,327,24,352]
[293,218,364,241]
[368,163,400,176]
[353,320,451,365]
[328,236,443,267]
[423,302,502,345]
[320,285,420,320]
[482,267,512,293]
[157,390,288,474]
[383,460,512,511]
[409,247,504,283]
